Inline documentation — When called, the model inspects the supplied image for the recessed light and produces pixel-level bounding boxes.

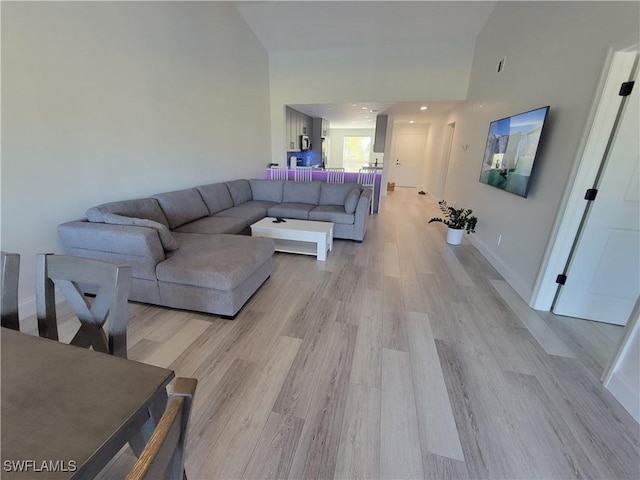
[420,106,428,110]
[409,120,415,124]
[352,104,358,107]
[361,107,368,110]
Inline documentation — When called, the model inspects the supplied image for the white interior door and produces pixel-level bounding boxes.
[392,132,424,187]
[554,77,639,325]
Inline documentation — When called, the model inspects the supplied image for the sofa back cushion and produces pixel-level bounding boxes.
[319,183,361,206]
[283,181,321,205]
[197,183,234,214]
[152,188,209,229]
[101,213,179,251]
[86,198,169,227]
[226,179,253,206]
[249,179,284,203]
[344,188,361,214]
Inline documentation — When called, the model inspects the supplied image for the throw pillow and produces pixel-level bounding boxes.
[101,213,179,251]
[345,188,360,214]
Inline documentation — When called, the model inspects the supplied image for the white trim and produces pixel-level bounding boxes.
[605,373,640,423]
[467,234,533,304]
[530,49,638,310]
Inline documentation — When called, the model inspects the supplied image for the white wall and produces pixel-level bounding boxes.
[328,128,377,170]
[1,2,271,312]
[442,1,640,302]
[269,41,476,163]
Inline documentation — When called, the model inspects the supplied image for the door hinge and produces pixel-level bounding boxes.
[556,274,567,285]
[584,188,598,201]
[619,81,635,97]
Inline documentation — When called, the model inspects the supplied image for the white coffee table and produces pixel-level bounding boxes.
[251,218,334,261]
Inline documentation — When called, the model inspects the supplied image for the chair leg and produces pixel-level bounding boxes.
[1,252,21,331]
[35,253,59,341]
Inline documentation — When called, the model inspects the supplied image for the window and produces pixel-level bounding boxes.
[342,136,371,171]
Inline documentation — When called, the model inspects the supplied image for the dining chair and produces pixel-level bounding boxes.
[269,166,288,181]
[294,166,313,182]
[325,167,345,184]
[1,252,21,331]
[126,377,197,480]
[36,254,132,358]
[357,167,377,214]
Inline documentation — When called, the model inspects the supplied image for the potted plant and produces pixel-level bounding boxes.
[428,200,477,245]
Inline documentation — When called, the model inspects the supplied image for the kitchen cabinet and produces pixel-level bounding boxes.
[312,117,330,166]
[321,118,329,137]
[373,114,388,153]
[285,107,313,152]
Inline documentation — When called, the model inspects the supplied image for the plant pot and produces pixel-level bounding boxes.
[446,227,464,245]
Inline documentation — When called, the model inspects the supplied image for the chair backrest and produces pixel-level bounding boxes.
[357,168,377,187]
[269,166,288,181]
[36,254,132,357]
[294,166,313,182]
[1,252,21,331]
[127,377,197,480]
[325,167,345,184]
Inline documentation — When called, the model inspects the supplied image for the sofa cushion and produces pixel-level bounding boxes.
[309,205,355,225]
[283,181,321,205]
[173,216,248,235]
[226,179,253,206]
[243,200,277,210]
[250,179,284,203]
[268,203,315,220]
[86,198,169,228]
[196,183,234,215]
[319,183,359,207]
[99,213,179,251]
[215,205,267,225]
[345,188,361,214]
[152,188,209,229]
[158,233,274,290]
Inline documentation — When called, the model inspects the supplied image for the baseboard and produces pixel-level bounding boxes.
[606,372,640,423]
[467,234,534,306]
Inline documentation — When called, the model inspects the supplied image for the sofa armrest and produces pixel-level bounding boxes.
[58,221,166,262]
[353,189,372,242]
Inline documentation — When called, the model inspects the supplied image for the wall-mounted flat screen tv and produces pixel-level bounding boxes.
[479,106,549,197]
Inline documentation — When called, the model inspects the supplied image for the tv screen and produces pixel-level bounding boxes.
[479,106,549,197]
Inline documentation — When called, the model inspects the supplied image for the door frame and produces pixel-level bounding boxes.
[389,125,427,187]
[531,48,639,311]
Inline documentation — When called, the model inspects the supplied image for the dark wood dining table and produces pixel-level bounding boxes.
[1,328,175,479]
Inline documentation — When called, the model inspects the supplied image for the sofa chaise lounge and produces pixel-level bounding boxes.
[58,179,371,317]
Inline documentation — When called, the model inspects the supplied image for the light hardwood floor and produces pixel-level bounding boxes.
[33,187,639,479]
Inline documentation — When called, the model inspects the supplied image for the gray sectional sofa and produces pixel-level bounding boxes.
[58,179,371,317]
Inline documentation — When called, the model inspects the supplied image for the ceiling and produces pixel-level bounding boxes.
[234,1,496,52]
[234,1,497,128]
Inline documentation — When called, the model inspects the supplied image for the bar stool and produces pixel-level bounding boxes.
[269,166,288,181]
[357,168,377,214]
[294,166,313,182]
[325,167,345,184]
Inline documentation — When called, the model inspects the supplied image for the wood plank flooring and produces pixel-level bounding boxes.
[35,187,638,479]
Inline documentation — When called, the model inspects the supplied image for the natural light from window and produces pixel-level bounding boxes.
[342,136,371,172]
